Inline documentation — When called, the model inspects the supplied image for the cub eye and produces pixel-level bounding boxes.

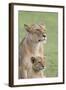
[38,61,41,63]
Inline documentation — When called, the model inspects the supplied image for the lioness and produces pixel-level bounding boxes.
[27,56,45,78]
[19,24,47,79]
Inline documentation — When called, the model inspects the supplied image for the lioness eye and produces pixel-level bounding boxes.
[44,29,47,32]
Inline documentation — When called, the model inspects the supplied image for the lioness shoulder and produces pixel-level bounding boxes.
[19,24,47,79]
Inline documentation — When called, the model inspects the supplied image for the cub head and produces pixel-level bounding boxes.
[24,24,47,43]
[31,56,45,72]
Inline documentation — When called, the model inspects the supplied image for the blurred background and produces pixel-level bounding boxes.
[18,11,58,77]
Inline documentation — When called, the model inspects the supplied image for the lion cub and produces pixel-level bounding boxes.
[27,56,45,78]
[19,24,47,79]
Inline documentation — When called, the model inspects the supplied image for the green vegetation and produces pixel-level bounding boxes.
[18,11,58,77]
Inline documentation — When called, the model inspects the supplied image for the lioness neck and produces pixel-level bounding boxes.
[25,35,42,54]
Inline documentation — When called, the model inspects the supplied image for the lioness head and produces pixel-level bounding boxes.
[24,24,47,43]
[31,56,45,72]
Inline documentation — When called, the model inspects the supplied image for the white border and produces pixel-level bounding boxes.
[14,5,63,85]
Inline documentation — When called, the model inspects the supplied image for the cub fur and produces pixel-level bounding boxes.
[27,56,45,78]
[19,24,47,79]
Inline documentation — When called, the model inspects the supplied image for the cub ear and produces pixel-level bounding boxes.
[31,57,35,64]
[24,24,30,32]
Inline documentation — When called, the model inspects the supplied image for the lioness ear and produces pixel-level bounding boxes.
[39,23,46,30]
[24,24,30,32]
[31,57,35,64]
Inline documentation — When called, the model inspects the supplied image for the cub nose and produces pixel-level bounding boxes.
[43,34,46,38]
[42,65,44,68]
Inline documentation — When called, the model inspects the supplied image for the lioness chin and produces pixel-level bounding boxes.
[19,24,47,79]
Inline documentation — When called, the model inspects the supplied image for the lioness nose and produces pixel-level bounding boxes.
[43,34,46,38]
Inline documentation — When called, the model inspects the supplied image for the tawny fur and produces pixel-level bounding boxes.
[27,56,45,78]
[19,24,47,79]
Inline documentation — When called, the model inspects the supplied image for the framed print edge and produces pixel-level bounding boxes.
[9,3,14,87]
[63,6,65,84]
[9,3,65,87]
